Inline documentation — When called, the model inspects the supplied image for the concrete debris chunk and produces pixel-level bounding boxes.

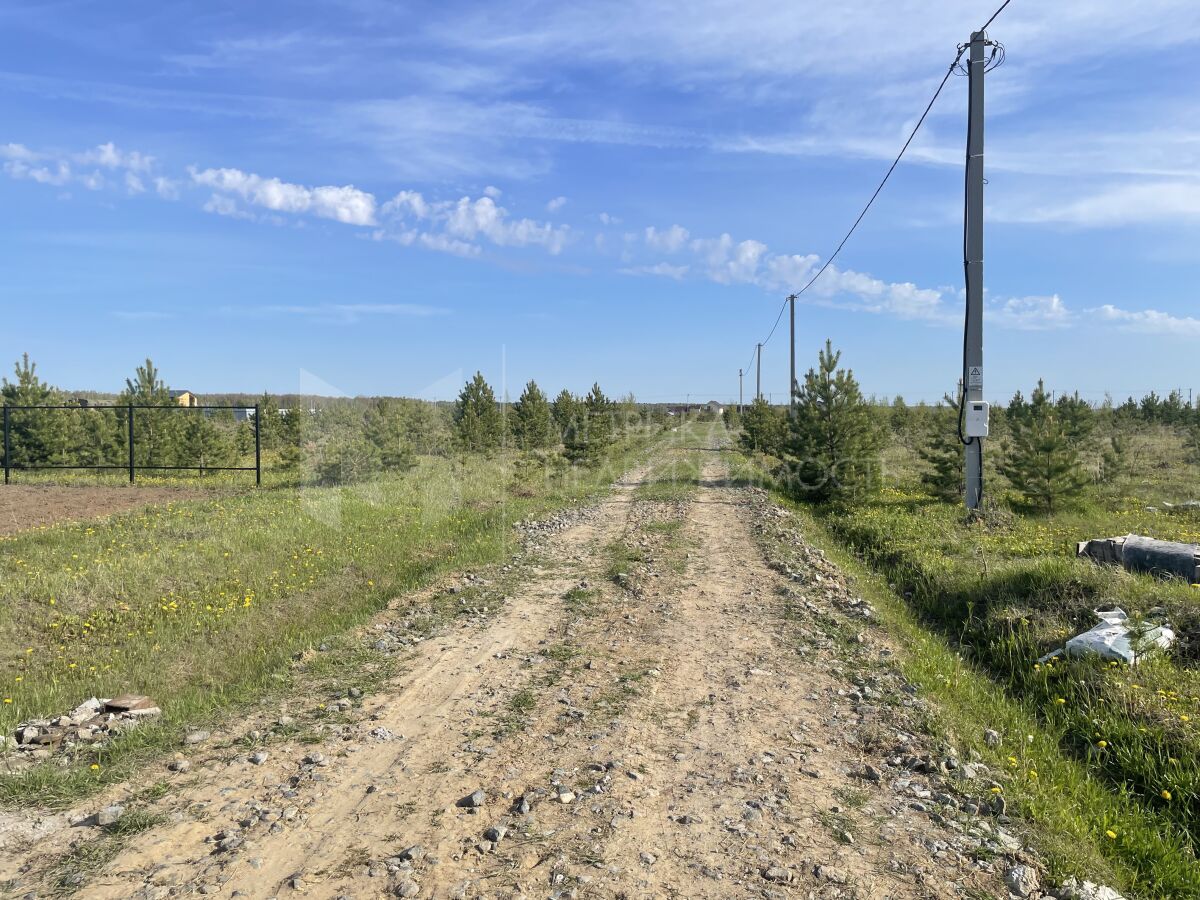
[1038,607,1174,666]
[1057,877,1126,900]
[1077,534,1200,584]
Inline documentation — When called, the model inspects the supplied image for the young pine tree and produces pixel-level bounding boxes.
[1000,380,1089,512]
[120,358,182,466]
[453,372,503,452]
[1184,425,1200,465]
[364,398,416,471]
[739,397,786,456]
[1,353,70,466]
[557,393,590,463]
[511,380,556,450]
[1098,431,1131,484]
[583,383,614,460]
[277,403,307,472]
[551,389,576,437]
[256,392,284,450]
[916,393,964,502]
[784,340,883,503]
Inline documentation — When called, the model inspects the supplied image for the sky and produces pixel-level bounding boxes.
[2,0,1199,404]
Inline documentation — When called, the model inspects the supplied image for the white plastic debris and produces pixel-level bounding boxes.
[1038,607,1174,666]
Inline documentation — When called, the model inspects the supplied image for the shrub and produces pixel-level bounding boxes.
[739,397,785,456]
[316,434,381,484]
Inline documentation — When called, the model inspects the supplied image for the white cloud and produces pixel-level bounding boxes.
[189,166,378,226]
[155,176,180,199]
[1006,181,1200,227]
[619,262,689,280]
[689,233,768,284]
[483,185,502,198]
[418,232,481,257]
[0,143,37,162]
[381,191,570,255]
[598,212,620,225]
[1091,304,1200,337]
[78,142,154,172]
[644,224,689,253]
[546,195,567,212]
[987,294,1072,330]
[1,140,163,194]
[203,193,255,220]
[3,159,72,185]
[381,190,430,219]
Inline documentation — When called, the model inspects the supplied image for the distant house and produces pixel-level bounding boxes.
[170,390,199,407]
[705,400,724,415]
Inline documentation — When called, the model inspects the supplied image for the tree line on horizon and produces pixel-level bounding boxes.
[0,355,667,485]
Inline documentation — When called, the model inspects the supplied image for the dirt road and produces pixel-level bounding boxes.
[9,439,1022,898]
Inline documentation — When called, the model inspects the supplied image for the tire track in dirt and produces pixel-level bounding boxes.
[14,443,1020,899]
[412,450,1017,899]
[31,465,652,899]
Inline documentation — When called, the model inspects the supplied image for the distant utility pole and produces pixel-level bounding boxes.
[756,343,763,401]
[963,30,987,512]
[738,369,744,414]
[788,293,797,413]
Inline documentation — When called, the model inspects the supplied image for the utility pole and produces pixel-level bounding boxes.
[738,369,743,414]
[788,294,797,413]
[756,343,762,401]
[963,30,987,512]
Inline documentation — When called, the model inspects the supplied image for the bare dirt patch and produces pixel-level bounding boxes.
[3,450,1026,898]
[0,485,209,537]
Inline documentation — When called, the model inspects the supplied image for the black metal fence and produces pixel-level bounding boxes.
[2,404,261,485]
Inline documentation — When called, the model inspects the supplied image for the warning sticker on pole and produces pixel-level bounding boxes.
[967,366,983,389]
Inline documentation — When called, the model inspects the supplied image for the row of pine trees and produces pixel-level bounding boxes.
[737,341,1200,513]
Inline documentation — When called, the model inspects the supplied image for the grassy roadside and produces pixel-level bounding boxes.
[0,431,660,808]
[723,449,1200,899]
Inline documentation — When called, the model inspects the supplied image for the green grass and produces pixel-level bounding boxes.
[0,432,659,807]
[634,448,704,502]
[728,443,1200,898]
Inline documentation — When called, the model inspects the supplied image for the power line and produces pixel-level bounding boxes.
[980,0,1014,33]
[741,43,968,376]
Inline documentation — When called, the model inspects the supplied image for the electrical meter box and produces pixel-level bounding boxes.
[965,400,990,438]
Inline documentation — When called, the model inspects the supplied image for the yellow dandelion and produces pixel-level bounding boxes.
[1162,790,1172,801]
[1105,830,1117,840]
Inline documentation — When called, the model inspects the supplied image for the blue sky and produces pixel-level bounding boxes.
[2,0,1199,404]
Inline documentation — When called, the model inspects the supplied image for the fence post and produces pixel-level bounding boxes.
[254,404,262,486]
[128,405,135,484]
[3,405,9,485]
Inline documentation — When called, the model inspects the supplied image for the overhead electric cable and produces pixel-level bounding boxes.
[979,0,1013,32]
[738,0,1017,388]
[741,43,968,372]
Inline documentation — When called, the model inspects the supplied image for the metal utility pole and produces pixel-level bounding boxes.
[788,294,797,412]
[738,369,744,413]
[756,343,762,401]
[963,30,987,512]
